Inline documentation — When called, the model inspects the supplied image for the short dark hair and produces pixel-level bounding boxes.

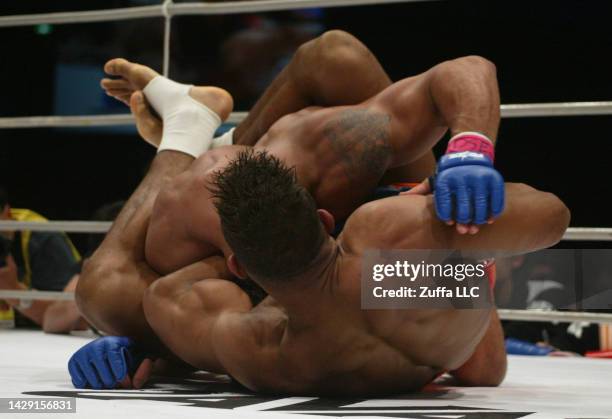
[0,187,7,210]
[212,150,325,280]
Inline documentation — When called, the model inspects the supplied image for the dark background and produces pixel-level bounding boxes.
[0,0,611,253]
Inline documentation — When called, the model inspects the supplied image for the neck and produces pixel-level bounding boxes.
[255,236,340,316]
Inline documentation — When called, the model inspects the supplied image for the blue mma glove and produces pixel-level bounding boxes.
[68,336,145,389]
[431,132,504,225]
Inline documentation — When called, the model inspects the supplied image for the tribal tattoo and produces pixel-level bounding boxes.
[323,109,392,183]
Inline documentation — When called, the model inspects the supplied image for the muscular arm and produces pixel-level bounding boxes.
[343,182,570,254]
[343,184,565,387]
[375,56,500,169]
[142,256,253,372]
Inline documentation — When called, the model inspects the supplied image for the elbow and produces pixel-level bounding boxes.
[455,55,497,77]
[480,353,507,387]
[442,55,497,79]
[543,193,571,247]
[453,349,507,387]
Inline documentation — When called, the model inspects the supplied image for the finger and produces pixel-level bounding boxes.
[91,356,116,389]
[468,225,480,235]
[473,181,489,225]
[454,181,472,224]
[104,58,131,77]
[80,359,103,390]
[132,358,154,389]
[68,359,87,388]
[107,349,128,382]
[456,224,469,235]
[489,173,505,219]
[118,375,132,389]
[401,179,430,196]
[101,78,130,90]
[104,91,132,106]
[105,88,132,96]
[446,220,455,226]
[434,177,453,222]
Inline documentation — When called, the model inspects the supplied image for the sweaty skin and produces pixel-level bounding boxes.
[131,60,566,394]
[144,55,500,274]
[144,183,569,395]
[82,31,567,394]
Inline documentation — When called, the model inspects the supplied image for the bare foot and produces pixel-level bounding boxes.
[129,91,162,147]
[101,58,159,105]
[101,58,234,121]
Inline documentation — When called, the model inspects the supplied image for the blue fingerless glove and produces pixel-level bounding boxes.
[68,336,145,389]
[431,132,505,225]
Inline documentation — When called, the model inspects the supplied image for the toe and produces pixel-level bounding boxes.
[101,78,130,90]
[104,58,131,77]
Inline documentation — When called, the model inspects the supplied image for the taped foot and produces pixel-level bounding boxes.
[143,77,233,157]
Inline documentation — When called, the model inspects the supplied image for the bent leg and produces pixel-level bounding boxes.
[76,150,193,344]
[235,30,392,146]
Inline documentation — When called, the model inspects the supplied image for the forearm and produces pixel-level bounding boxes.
[42,301,85,333]
[383,56,500,169]
[429,56,500,140]
[4,282,51,326]
[143,259,250,373]
[447,183,570,252]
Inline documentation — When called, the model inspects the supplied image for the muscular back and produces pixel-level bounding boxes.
[146,74,446,275]
[210,183,568,395]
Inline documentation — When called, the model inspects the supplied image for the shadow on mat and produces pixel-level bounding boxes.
[25,375,534,418]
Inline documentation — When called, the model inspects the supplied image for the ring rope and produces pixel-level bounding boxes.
[1,288,610,325]
[3,102,612,130]
[0,0,432,28]
[0,289,75,301]
[0,221,111,233]
[162,0,172,78]
[498,309,612,325]
[0,221,609,241]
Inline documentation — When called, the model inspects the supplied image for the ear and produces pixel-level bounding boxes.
[227,254,248,279]
[317,209,335,235]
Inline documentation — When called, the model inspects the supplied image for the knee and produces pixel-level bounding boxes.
[317,30,362,52]
[297,30,368,70]
[318,30,368,65]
